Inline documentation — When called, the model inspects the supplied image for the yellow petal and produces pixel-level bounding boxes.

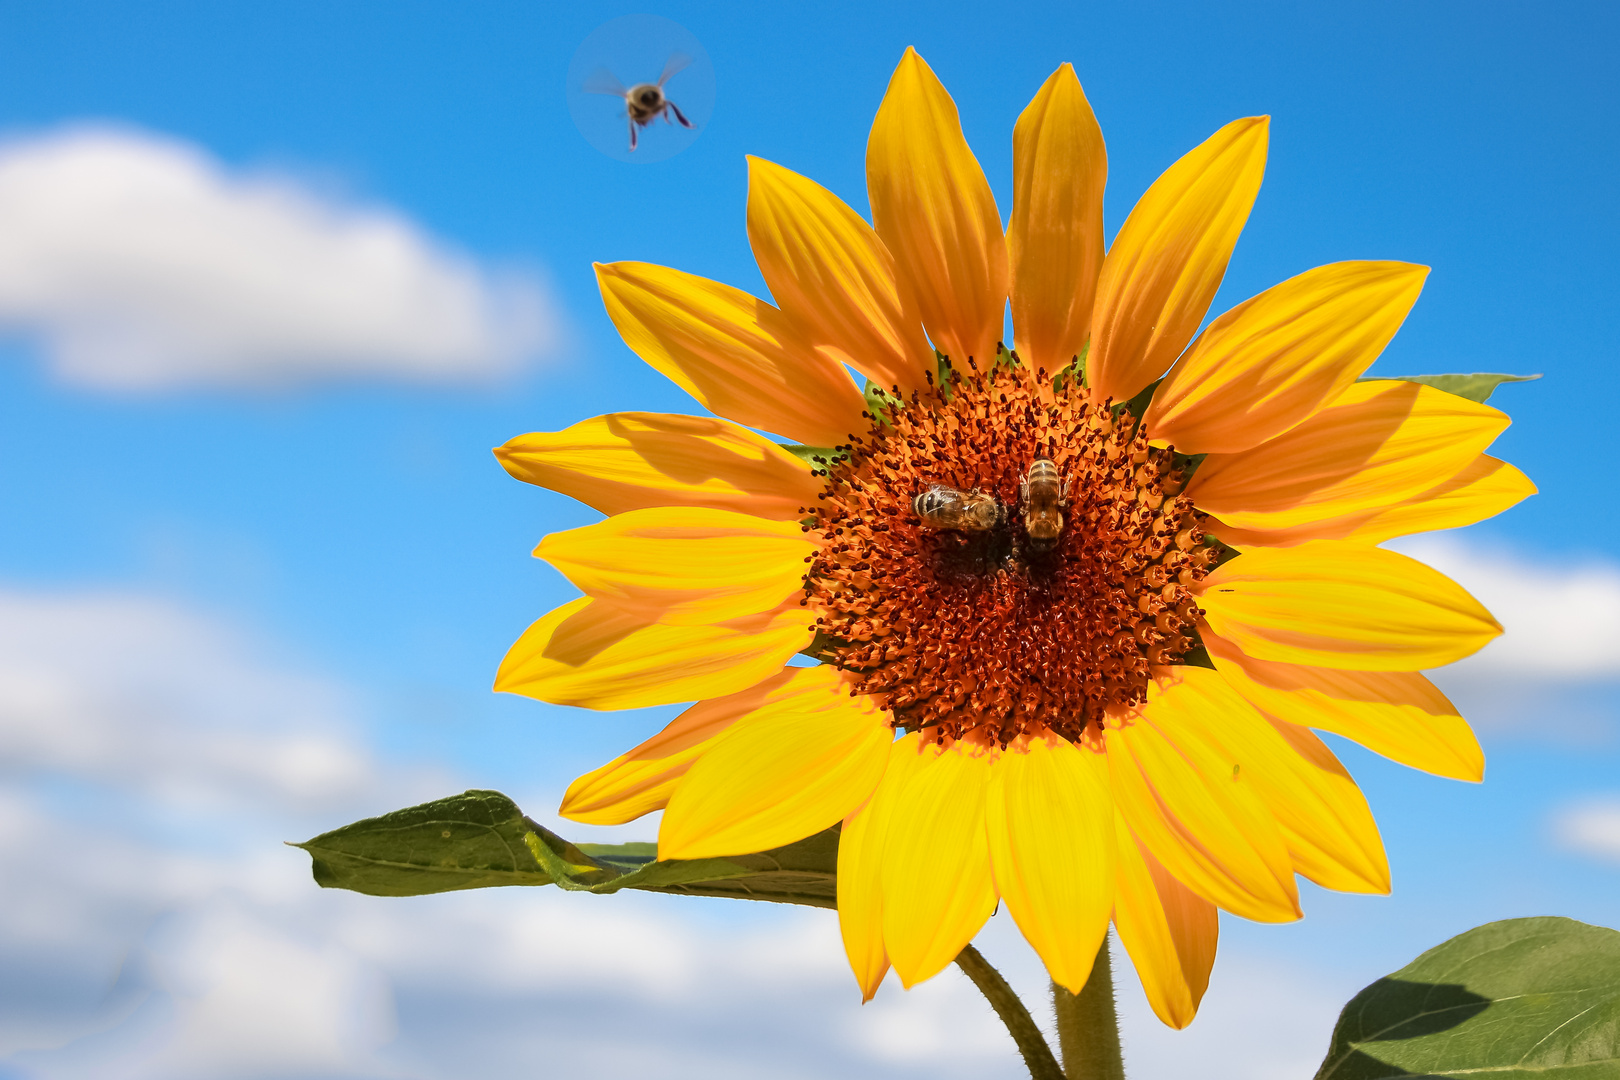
[985,733,1114,993]
[1254,720,1389,893]
[536,507,813,626]
[495,597,811,710]
[658,666,892,859]
[838,732,932,1002]
[1207,454,1536,548]
[1111,818,1217,1029]
[746,156,936,395]
[1190,381,1510,532]
[1160,668,1389,894]
[1146,262,1429,453]
[596,261,867,445]
[1008,64,1106,373]
[494,412,822,521]
[1088,117,1269,405]
[1105,675,1300,923]
[880,739,999,986]
[1204,632,1483,781]
[1342,455,1536,545]
[1198,539,1502,671]
[561,666,808,825]
[867,48,1008,366]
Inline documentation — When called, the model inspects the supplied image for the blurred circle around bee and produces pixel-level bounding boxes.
[566,15,715,164]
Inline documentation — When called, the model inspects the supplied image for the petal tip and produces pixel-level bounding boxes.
[856,965,888,1002]
[1230,114,1271,145]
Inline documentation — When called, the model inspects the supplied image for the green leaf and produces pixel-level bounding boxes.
[295,789,839,909]
[292,789,559,895]
[1362,372,1541,404]
[1314,916,1620,1079]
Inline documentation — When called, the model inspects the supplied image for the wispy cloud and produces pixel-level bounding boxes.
[1553,799,1620,865]
[1383,537,1620,738]
[0,583,1405,1079]
[0,586,1034,1079]
[0,127,559,391]
[1391,536,1620,678]
[0,588,391,812]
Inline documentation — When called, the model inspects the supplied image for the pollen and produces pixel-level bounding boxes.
[801,356,1223,747]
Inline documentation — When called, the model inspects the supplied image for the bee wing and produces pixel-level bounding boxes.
[658,52,692,87]
[666,99,696,129]
[582,68,628,97]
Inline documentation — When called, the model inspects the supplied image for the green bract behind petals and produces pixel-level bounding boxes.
[1361,371,1541,404]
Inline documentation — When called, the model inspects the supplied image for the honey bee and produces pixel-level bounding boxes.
[583,53,697,151]
[1020,458,1068,552]
[912,485,1005,531]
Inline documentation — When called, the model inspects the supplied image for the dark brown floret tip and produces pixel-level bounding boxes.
[801,360,1221,747]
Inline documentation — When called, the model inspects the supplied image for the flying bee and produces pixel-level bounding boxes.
[583,53,697,151]
[912,485,1005,532]
[1020,458,1069,552]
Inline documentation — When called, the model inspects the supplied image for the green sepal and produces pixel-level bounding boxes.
[863,379,905,420]
[1178,645,1217,670]
[294,789,839,909]
[1200,533,1243,571]
[1052,340,1091,393]
[1115,377,1164,429]
[1314,916,1620,1079]
[1164,448,1207,483]
[798,629,848,664]
[1360,372,1541,404]
[778,443,844,467]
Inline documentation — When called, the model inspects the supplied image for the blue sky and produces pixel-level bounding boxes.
[0,2,1617,1078]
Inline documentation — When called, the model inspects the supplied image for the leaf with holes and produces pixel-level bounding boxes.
[294,789,839,908]
[1314,916,1620,1079]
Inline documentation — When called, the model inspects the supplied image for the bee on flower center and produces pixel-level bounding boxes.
[912,485,1005,531]
[1019,457,1068,552]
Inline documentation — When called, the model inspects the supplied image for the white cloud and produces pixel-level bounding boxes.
[0,584,1372,1080]
[1390,536,1620,678]
[0,588,397,812]
[0,127,558,390]
[1554,799,1620,864]
[1111,950,1346,1080]
[0,585,1031,1079]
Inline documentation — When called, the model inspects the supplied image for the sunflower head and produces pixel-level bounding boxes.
[803,355,1223,746]
[494,47,1532,1027]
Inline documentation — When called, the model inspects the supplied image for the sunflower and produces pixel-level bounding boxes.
[494,49,1533,1027]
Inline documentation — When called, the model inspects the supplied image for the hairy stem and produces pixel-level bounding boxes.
[1051,938,1125,1080]
[954,943,1065,1080]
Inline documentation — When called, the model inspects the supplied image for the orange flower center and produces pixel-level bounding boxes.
[801,358,1221,746]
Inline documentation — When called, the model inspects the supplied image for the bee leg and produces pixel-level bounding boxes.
[667,100,695,129]
[628,117,638,151]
